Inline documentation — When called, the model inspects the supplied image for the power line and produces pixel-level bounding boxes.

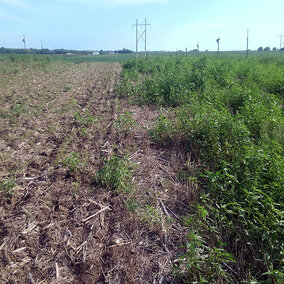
[132,18,151,58]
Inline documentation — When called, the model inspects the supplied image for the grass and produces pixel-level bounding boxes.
[62,152,81,173]
[176,231,236,283]
[74,109,99,126]
[0,178,17,200]
[117,54,284,283]
[95,155,134,193]
[114,111,137,137]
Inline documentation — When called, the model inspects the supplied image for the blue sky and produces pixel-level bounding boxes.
[0,0,283,51]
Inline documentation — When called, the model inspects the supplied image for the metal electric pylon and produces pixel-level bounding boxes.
[132,18,151,58]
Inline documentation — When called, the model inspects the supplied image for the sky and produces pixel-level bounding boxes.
[0,0,283,51]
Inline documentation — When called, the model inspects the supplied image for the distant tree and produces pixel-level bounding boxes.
[257,47,263,51]
[115,48,133,54]
[39,48,50,54]
[280,47,284,51]
[272,47,278,51]
[264,46,270,51]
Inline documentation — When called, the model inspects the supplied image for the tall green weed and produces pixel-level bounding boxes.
[118,55,284,282]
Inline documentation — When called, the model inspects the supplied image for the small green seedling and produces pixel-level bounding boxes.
[0,179,17,200]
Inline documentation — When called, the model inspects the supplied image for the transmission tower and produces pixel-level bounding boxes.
[132,18,151,58]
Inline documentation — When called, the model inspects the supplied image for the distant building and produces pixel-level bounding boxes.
[92,52,100,55]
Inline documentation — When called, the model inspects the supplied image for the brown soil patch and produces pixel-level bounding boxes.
[0,60,194,283]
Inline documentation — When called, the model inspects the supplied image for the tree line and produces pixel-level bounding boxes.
[257,46,284,51]
[0,47,133,55]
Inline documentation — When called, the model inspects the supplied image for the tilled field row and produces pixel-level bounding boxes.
[0,61,190,283]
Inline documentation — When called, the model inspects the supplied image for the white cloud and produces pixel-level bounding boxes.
[186,23,226,30]
[61,0,168,4]
[0,10,22,21]
[154,23,226,33]
[0,0,29,8]
[106,0,168,3]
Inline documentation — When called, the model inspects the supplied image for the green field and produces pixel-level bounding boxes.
[56,53,136,63]
[117,54,284,283]
[0,53,134,63]
[0,53,283,283]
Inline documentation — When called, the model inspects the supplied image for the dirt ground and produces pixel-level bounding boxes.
[0,61,194,283]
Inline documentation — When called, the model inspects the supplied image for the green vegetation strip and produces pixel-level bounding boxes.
[117,55,284,283]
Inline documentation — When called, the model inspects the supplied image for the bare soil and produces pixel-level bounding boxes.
[0,61,194,283]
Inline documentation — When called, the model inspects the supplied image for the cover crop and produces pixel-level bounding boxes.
[117,55,284,283]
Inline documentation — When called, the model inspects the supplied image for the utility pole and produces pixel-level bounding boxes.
[246,29,249,58]
[144,18,147,58]
[132,18,151,58]
[279,32,284,49]
[197,42,200,56]
[216,37,220,55]
[185,47,188,57]
[41,40,43,49]
[22,34,26,51]
[135,19,138,57]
